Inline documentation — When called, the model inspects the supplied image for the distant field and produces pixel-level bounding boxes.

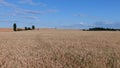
[0,28,13,32]
[0,29,120,68]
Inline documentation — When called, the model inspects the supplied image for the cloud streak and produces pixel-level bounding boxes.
[0,20,18,22]
[75,13,105,21]
[15,8,44,15]
[47,9,58,13]
[15,8,58,15]
[19,0,46,6]
[21,16,39,20]
[0,0,16,8]
[75,13,115,25]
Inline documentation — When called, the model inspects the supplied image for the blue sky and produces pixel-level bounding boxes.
[0,0,120,29]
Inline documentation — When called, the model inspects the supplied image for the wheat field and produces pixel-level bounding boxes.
[0,29,120,68]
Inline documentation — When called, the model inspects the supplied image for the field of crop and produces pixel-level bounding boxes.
[0,29,120,68]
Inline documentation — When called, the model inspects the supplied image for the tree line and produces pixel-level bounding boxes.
[13,23,35,31]
[83,27,120,31]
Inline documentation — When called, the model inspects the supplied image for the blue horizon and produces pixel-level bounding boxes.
[0,0,120,29]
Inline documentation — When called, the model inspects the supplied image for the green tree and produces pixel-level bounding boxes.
[32,25,35,30]
[28,27,31,30]
[25,27,28,30]
[13,23,17,31]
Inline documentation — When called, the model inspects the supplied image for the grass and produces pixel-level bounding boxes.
[0,29,120,68]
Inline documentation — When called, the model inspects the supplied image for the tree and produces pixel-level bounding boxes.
[13,23,17,31]
[25,27,28,30]
[28,27,31,30]
[32,25,35,30]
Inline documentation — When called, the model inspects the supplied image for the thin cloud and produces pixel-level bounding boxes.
[19,0,35,5]
[39,2,47,7]
[0,20,18,22]
[15,8,58,15]
[15,8,44,15]
[74,14,86,17]
[0,4,2,7]
[21,16,38,20]
[47,9,58,13]
[75,13,120,28]
[94,21,120,28]
[59,22,96,29]
[19,0,46,6]
[20,15,40,23]
[75,13,103,20]
[75,13,114,24]
[23,10,44,14]
[0,0,17,8]
[79,22,96,27]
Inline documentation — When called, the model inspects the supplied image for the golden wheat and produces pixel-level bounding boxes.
[0,29,119,68]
